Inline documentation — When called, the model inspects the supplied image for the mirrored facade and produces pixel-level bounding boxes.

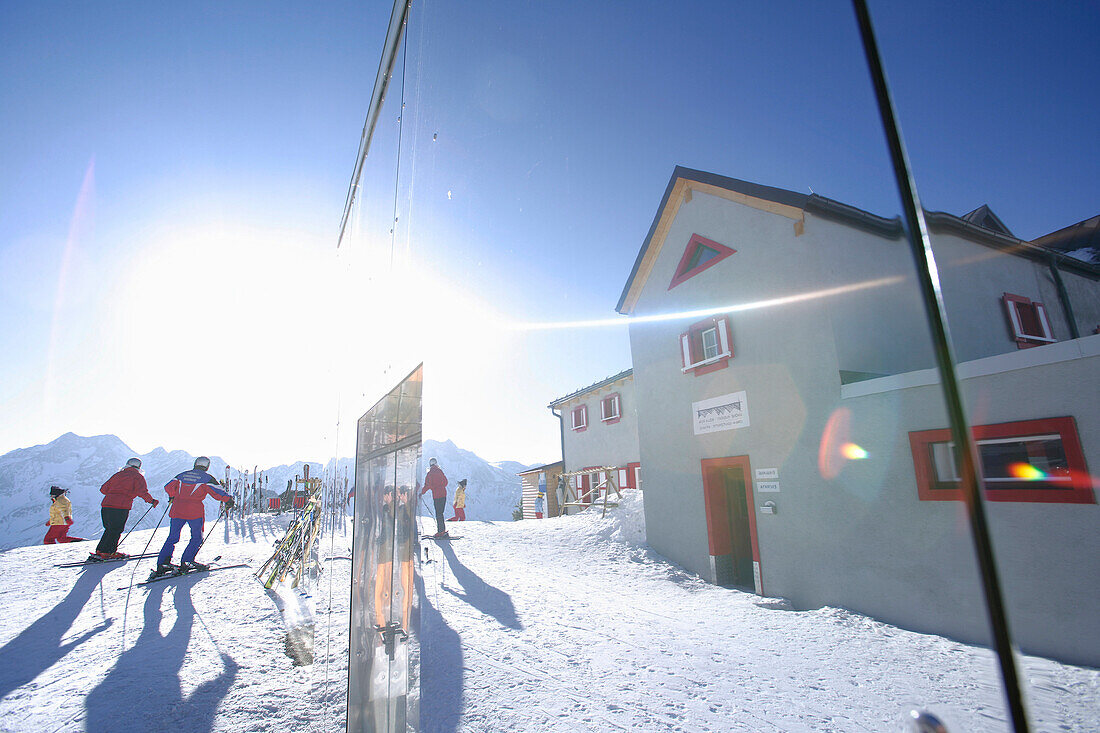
[337,2,1098,729]
[348,364,422,733]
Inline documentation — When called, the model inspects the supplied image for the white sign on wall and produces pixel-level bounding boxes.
[692,391,749,435]
[755,468,778,480]
[756,481,780,493]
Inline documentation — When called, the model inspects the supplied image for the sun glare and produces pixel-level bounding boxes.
[1009,463,1045,481]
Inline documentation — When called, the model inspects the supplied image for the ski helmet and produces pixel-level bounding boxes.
[126,457,142,469]
[194,456,211,471]
[429,457,438,467]
[49,485,66,497]
[458,478,467,487]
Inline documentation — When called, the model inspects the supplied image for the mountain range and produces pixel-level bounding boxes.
[0,433,538,551]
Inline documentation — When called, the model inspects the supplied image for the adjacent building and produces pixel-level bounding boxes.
[548,369,641,512]
[614,166,1100,665]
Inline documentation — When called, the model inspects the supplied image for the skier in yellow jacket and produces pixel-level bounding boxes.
[44,486,85,544]
[448,478,467,522]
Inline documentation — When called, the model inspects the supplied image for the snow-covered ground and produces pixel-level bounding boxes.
[1,493,1096,732]
[0,512,353,733]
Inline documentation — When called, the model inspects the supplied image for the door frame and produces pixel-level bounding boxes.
[701,455,763,594]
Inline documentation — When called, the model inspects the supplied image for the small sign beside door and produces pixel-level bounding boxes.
[756,481,780,493]
[755,468,778,480]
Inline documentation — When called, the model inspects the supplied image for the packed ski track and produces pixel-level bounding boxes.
[0,493,1097,732]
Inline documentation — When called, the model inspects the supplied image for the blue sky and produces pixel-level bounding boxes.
[1,1,1096,466]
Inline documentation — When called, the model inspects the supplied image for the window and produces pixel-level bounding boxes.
[701,327,720,359]
[668,233,737,290]
[601,393,621,423]
[1002,293,1055,348]
[680,316,733,376]
[571,404,587,431]
[909,417,1093,504]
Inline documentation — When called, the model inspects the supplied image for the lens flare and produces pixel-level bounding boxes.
[841,443,869,460]
[1009,463,1045,481]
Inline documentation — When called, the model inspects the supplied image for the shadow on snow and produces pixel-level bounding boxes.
[418,571,463,733]
[0,567,113,700]
[436,540,523,631]
[85,578,237,732]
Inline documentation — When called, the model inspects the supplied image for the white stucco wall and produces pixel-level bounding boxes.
[558,374,640,474]
[626,186,1100,665]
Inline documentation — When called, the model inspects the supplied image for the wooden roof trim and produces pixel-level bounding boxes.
[618,178,804,314]
[619,178,690,315]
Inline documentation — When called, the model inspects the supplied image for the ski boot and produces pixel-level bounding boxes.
[432,531,450,539]
[180,560,210,573]
[148,563,177,581]
[106,552,129,560]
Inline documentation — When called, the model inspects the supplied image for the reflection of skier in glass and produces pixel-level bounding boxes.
[373,486,396,628]
[419,457,449,538]
[396,486,415,626]
[448,479,467,521]
[44,486,84,543]
[154,457,233,576]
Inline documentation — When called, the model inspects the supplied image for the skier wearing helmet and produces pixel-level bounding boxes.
[419,457,449,537]
[153,456,233,577]
[93,458,158,560]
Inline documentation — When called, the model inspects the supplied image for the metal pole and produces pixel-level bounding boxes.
[194,503,228,558]
[850,2,1029,730]
[336,0,412,248]
[117,501,155,549]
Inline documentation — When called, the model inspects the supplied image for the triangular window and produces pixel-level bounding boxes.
[668,233,737,290]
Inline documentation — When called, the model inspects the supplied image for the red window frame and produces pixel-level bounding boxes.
[680,315,733,376]
[909,416,1093,504]
[668,233,737,290]
[626,461,640,489]
[570,404,588,432]
[1002,292,1055,348]
[600,393,622,424]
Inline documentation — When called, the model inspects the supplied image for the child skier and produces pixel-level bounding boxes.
[448,478,467,521]
[153,456,234,577]
[43,486,84,543]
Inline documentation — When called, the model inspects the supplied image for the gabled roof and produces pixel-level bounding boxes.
[517,460,563,476]
[616,167,1098,314]
[547,368,633,408]
[1032,214,1100,265]
[961,204,1013,236]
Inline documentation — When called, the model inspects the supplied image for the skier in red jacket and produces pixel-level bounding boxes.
[94,458,158,560]
[419,457,449,537]
[153,456,233,576]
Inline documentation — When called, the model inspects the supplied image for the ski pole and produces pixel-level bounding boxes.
[193,502,228,558]
[117,501,155,550]
[132,501,171,560]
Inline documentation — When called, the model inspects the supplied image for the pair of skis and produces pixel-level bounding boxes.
[121,555,250,589]
[56,552,160,568]
[421,534,462,541]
